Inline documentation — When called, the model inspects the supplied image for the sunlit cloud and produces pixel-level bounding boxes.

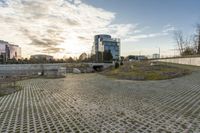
[124,24,176,42]
[0,0,173,58]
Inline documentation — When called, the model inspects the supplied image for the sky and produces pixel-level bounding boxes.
[0,0,200,58]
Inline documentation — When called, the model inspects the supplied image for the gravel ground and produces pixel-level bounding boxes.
[0,72,200,133]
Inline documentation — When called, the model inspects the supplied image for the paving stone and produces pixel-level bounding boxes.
[0,73,200,132]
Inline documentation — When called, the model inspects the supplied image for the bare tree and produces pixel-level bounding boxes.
[174,30,184,55]
[174,23,200,56]
[196,24,200,54]
[192,24,200,54]
[192,34,198,53]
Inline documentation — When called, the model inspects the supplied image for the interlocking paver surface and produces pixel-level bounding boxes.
[0,72,200,133]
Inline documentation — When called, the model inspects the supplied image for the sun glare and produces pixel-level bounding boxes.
[61,37,90,57]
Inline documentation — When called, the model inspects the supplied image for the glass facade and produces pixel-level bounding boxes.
[92,34,120,63]
[104,41,119,60]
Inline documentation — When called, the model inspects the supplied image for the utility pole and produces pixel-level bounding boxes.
[156,47,161,58]
[174,48,175,57]
[139,51,141,56]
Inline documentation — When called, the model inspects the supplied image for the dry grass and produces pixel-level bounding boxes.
[0,83,22,97]
[65,63,89,68]
[101,61,191,80]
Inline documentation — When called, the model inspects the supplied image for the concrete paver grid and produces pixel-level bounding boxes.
[0,72,200,133]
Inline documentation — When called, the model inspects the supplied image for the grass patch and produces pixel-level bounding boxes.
[0,83,22,97]
[65,63,89,68]
[101,61,192,81]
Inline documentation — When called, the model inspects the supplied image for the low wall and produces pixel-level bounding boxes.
[158,57,200,66]
[0,63,113,78]
[0,63,66,77]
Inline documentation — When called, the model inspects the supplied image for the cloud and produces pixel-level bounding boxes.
[124,24,176,42]
[0,0,173,58]
[0,0,118,57]
[124,33,166,42]
[163,24,176,33]
[20,28,64,47]
[42,47,65,53]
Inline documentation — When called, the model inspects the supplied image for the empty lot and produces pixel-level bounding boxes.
[0,72,200,133]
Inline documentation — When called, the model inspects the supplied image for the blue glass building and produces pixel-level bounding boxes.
[92,34,120,63]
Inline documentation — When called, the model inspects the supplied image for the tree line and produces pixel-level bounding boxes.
[0,53,93,64]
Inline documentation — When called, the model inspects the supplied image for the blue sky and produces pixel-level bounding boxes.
[84,0,200,56]
[85,0,200,30]
[0,0,200,58]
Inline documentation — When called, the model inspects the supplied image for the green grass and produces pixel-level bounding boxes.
[101,61,192,81]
